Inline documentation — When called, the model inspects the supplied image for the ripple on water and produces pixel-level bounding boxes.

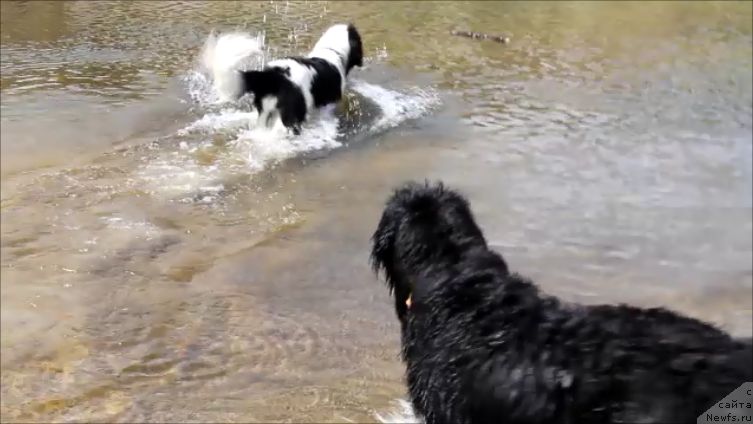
[1,1,750,422]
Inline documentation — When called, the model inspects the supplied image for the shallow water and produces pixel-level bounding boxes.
[1,1,751,422]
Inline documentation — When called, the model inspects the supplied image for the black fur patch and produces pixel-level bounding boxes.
[240,69,306,134]
[288,57,344,107]
[346,23,364,72]
[371,180,753,424]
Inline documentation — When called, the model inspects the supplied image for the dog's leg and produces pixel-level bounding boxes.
[279,104,305,137]
[265,111,278,129]
[277,85,307,137]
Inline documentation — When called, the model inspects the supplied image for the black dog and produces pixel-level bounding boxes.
[370,181,752,424]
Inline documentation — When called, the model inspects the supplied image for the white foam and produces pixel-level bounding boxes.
[177,108,258,136]
[102,216,157,232]
[375,399,422,423]
[137,150,224,199]
[234,106,342,170]
[351,81,439,131]
[137,31,441,200]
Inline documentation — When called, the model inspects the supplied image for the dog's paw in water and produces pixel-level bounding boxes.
[370,180,753,424]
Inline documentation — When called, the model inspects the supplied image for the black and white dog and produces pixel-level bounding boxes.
[203,23,363,135]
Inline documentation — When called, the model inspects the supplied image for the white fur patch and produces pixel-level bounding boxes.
[265,58,316,113]
[308,23,351,91]
[200,31,265,103]
[258,95,280,129]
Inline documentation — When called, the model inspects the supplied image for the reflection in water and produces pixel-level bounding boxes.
[1,1,751,422]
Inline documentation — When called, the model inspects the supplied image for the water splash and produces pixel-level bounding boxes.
[375,399,422,424]
[198,31,266,104]
[137,31,441,200]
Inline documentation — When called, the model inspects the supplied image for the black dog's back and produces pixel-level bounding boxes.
[578,306,753,422]
[730,336,753,380]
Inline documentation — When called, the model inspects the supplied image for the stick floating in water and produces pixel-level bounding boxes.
[450,30,510,44]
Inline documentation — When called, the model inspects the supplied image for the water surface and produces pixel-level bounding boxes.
[1,1,751,422]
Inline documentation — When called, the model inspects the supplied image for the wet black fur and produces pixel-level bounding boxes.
[370,180,753,424]
[238,24,363,135]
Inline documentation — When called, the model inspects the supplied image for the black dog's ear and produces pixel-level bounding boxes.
[370,210,396,284]
[371,211,414,322]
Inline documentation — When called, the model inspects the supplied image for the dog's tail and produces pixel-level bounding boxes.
[200,31,265,103]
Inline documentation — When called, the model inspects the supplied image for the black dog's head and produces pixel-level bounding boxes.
[345,23,364,73]
[370,181,490,321]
